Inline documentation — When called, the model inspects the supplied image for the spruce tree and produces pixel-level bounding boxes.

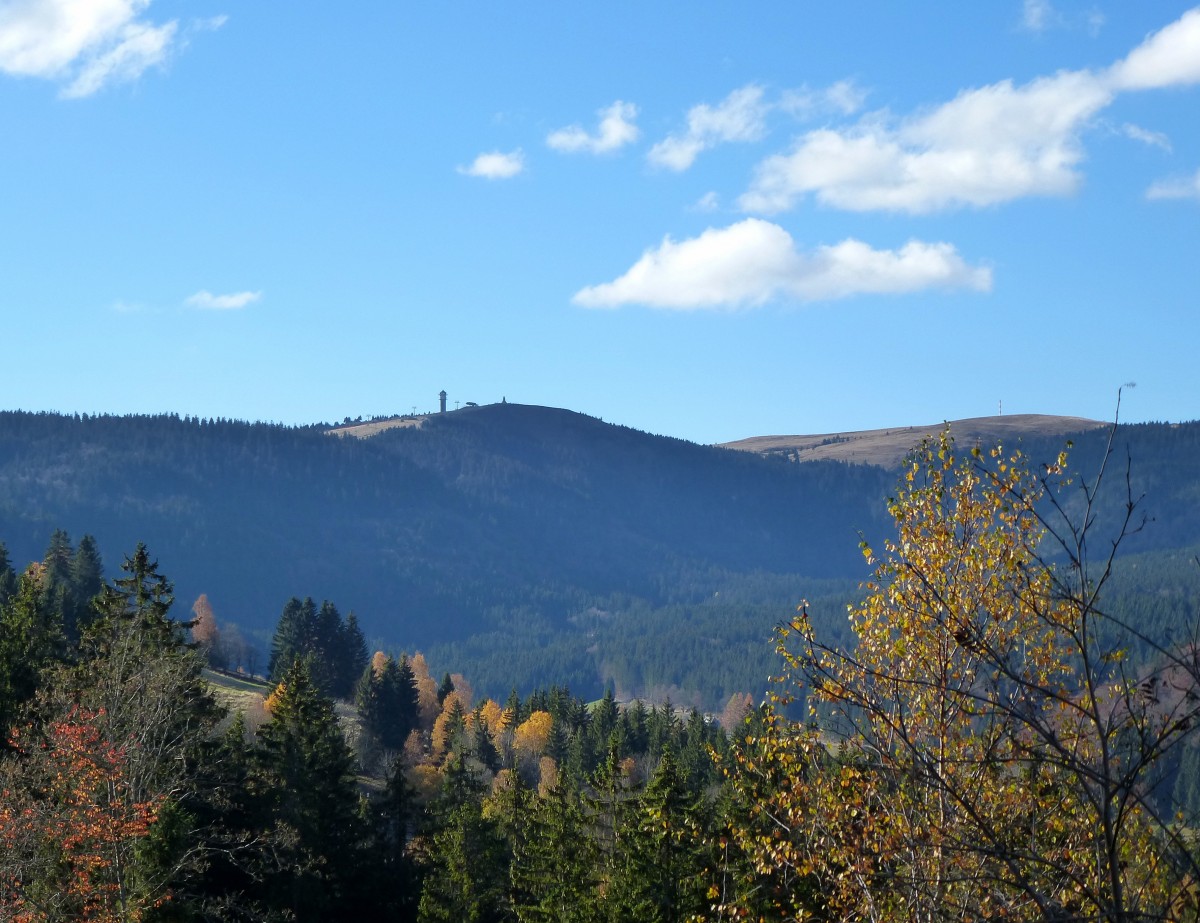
[337,611,370,699]
[418,755,510,923]
[590,689,619,754]
[0,564,64,740]
[269,596,316,682]
[607,748,712,923]
[367,759,422,922]
[69,533,104,601]
[0,541,17,606]
[253,658,365,921]
[511,781,600,923]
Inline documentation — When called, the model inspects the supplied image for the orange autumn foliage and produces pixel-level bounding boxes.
[263,682,286,714]
[407,653,440,729]
[0,706,163,923]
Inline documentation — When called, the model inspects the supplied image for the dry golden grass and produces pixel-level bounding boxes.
[719,413,1106,468]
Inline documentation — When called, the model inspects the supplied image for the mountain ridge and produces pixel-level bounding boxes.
[2,405,1198,705]
[719,413,1108,467]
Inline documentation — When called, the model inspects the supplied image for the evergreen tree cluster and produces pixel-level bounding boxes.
[357,652,422,752]
[268,596,369,699]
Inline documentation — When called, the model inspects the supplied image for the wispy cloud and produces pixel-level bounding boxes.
[572,219,990,310]
[737,7,1200,216]
[780,80,867,119]
[1021,0,1059,33]
[691,191,720,213]
[0,0,188,98]
[648,85,770,171]
[1121,122,1172,151]
[186,290,262,310]
[547,101,639,154]
[1146,168,1200,202]
[1020,0,1104,36]
[457,149,525,179]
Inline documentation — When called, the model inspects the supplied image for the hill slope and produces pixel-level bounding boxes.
[720,413,1106,466]
[2,406,1198,704]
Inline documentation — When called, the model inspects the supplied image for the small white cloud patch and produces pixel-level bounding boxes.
[571,218,990,310]
[781,80,868,119]
[648,85,769,171]
[186,290,262,310]
[1121,123,1172,152]
[547,101,639,154]
[1146,168,1200,202]
[457,149,525,180]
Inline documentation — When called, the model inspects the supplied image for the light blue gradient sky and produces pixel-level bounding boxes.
[1,2,1197,444]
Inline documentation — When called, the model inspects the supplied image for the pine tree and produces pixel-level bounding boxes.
[679,709,716,790]
[585,742,640,918]
[69,533,104,600]
[337,612,369,699]
[391,654,421,746]
[437,672,455,706]
[0,541,16,605]
[367,759,422,922]
[312,600,344,694]
[251,658,366,922]
[0,564,64,741]
[511,781,600,923]
[40,528,73,591]
[418,755,510,923]
[608,749,712,923]
[590,689,618,754]
[269,596,316,682]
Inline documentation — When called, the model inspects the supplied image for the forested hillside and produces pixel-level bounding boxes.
[1,405,1198,705]
[5,435,1200,923]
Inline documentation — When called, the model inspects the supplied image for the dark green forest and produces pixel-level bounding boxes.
[2,406,1199,707]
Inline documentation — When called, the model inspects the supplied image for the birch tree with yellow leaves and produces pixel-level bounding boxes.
[714,423,1200,923]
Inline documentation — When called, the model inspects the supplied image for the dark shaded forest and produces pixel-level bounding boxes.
[1,406,1198,705]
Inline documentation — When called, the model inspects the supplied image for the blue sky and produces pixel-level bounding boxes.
[1,1,1197,444]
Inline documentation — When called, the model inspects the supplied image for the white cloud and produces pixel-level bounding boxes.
[0,0,182,97]
[780,80,868,119]
[571,218,990,310]
[186,290,262,310]
[1021,1,1105,35]
[457,149,525,179]
[1146,168,1200,202]
[547,101,639,154]
[1121,122,1172,151]
[691,191,720,212]
[648,85,769,171]
[62,19,175,98]
[735,7,1200,216]
[1021,0,1059,33]
[741,69,1112,214]
[195,14,227,32]
[1108,7,1200,90]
